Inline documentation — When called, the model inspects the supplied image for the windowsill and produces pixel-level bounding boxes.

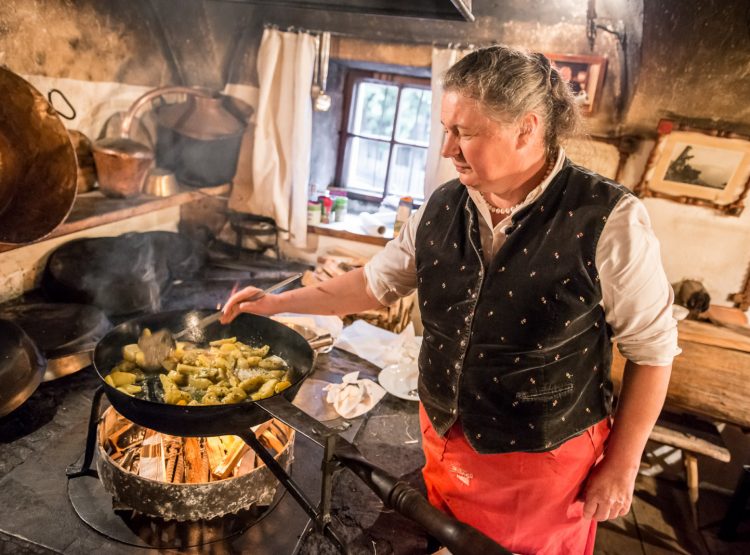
[308,213,395,246]
[0,184,230,253]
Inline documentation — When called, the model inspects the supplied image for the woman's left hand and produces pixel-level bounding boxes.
[581,457,638,521]
[581,361,672,521]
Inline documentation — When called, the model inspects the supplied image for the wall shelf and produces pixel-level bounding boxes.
[0,184,230,254]
[308,214,393,247]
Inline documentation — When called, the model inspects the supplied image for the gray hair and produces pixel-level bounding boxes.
[443,45,581,155]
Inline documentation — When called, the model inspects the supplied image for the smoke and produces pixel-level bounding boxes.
[42,231,204,316]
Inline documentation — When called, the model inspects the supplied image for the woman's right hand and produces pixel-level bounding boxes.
[220,286,280,324]
[221,268,381,324]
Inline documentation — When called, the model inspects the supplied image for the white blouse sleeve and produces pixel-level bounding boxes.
[597,194,681,366]
[363,204,425,306]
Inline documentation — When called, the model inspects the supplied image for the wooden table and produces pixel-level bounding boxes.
[612,319,750,429]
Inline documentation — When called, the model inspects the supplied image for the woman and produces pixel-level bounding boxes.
[221,46,678,554]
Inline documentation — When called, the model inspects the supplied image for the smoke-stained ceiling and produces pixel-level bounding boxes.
[1,0,749,135]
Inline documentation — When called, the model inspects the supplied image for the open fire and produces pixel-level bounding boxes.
[97,407,295,520]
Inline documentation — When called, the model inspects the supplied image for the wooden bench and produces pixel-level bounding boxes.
[648,410,730,526]
[612,317,750,536]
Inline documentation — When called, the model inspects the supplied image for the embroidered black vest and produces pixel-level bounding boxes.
[415,161,630,454]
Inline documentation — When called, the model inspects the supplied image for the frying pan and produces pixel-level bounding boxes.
[93,310,319,437]
[0,302,111,382]
[0,320,46,417]
[91,310,510,555]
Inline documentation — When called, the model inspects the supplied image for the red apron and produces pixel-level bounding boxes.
[419,404,610,554]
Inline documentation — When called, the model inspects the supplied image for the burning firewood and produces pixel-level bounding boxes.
[138,430,165,481]
[183,437,206,483]
[172,450,184,484]
[107,422,135,455]
[260,429,285,454]
[163,436,182,483]
[104,412,290,485]
[200,438,211,482]
[213,437,250,480]
[121,449,139,474]
[205,437,225,471]
[236,449,258,475]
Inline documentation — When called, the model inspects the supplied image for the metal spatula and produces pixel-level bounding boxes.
[138,273,302,371]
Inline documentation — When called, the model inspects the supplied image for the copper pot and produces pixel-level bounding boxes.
[68,130,97,194]
[0,67,78,244]
[92,137,154,198]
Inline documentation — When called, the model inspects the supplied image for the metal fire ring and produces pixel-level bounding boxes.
[96,407,295,521]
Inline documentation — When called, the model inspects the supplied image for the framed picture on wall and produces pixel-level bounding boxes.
[545,53,607,114]
[636,120,750,216]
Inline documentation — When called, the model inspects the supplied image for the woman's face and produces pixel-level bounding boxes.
[440,91,530,193]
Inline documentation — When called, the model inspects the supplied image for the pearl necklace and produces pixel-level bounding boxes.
[480,158,555,216]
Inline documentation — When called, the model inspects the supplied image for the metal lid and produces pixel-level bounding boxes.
[156,93,253,140]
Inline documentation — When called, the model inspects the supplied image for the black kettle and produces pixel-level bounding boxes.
[120,86,254,188]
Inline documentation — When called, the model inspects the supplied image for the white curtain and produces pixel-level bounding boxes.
[424,46,472,200]
[247,28,316,248]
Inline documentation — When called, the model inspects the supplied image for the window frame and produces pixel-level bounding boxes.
[335,70,431,202]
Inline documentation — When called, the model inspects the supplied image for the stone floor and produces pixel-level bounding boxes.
[595,427,750,555]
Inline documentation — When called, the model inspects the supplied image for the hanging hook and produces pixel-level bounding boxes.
[586,0,598,51]
[47,88,76,120]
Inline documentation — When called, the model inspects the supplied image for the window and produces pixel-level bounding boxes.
[337,71,431,201]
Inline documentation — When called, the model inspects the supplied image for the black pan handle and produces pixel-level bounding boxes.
[66,386,106,478]
[255,394,334,447]
[256,395,511,554]
[334,442,512,555]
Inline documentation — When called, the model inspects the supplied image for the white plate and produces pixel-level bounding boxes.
[378,363,419,401]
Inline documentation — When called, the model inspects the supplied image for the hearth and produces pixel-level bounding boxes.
[66,404,305,551]
[67,362,348,552]
[0,252,438,555]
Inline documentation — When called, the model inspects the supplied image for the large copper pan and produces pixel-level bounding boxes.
[0,67,77,245]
